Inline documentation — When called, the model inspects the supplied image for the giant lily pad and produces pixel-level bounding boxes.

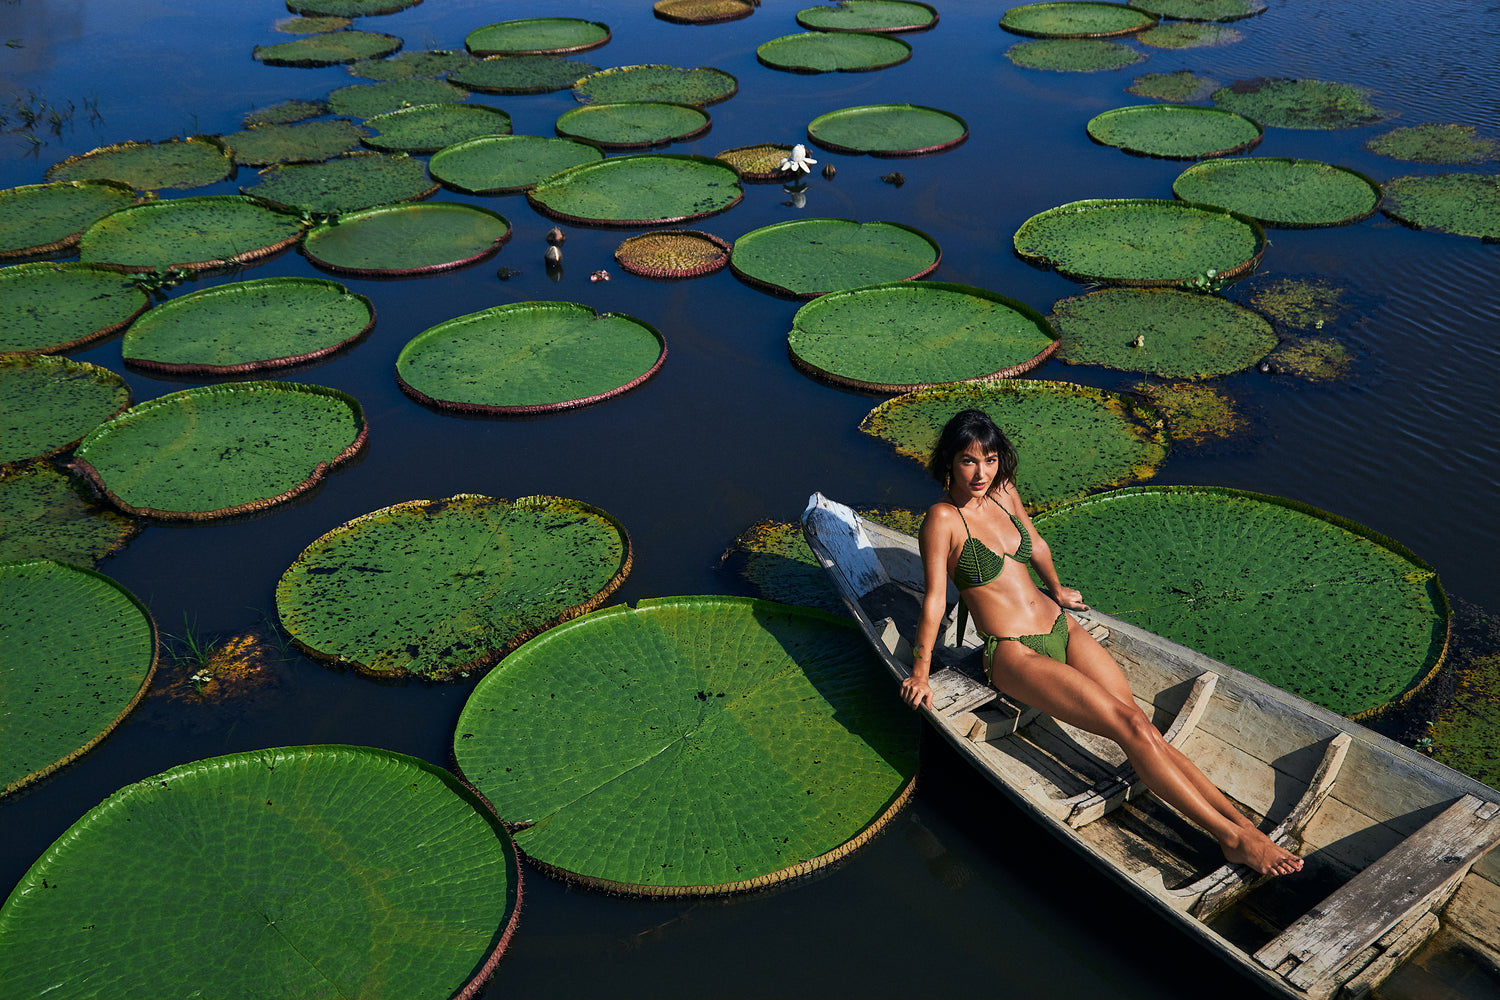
[1000,2,1158,38]
[327,78,466,119]
[788,281,1058,391]
[347,48,475,81]
[654,0,757,25]
[45,136,233,191]
[756,32,913,73]
[243,98,330,127]
[430,135,602,195]
[0,746,521,998]
[452,595,918,895]
[1138,22,1242,47]
[1365,124,1500,165]
[1050,287,1276,377]
[287,0,422,15]
[1033,486,1449,718]
[72,381,367,520]
[0,559,156,796]
[730,218,940,298]
[243,150,438,215]
[362,103,512,153]
[527,154,743,227]
[0,464,140,565]
[466,18,611,56]
[1086,104,1262,159]
[795,1,938,33]
[0,181,139,260]
[1006,38,1148,72]
[807,104,967,156]
[450,55,600,95]
[396,301,666,414]
[222,120,369,166]
[1172,157,1382,228]
[860,380,1168,510]
[276,494,631,679]
[1380,173,1500,242]
[1212,78,1387,130]
[0,262,150,355]
[252,30,402,67]
[122,277,375,375]
[1013,198,1265,285]
[79,195,307,273]
[554,102,710,150]
[0,355,132,470]
[1127,0,1265,21]
[1127,69,1219,102]
[302,202,512,275]
[572,65,737,106]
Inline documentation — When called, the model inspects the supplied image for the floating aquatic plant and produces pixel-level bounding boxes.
[1006,38,1148,72]
[1380,172,1500,241]
[1212,77,1387,130]
[466,18,611,56]
[274,15,351,33]
[1050,288,1275,378]
[242,150,437,215]
[654,0,757,25]
[242,98,329,127]
[806,103,968,156]
[1001,2,1158,39]
[429,135,602,195]
[1127,69,1218,102]
[345,48,476,81]
[614,230,732,278]
[0,355,132,471]
[286,0,423,15]
[361,102,512,153]
[79,195,306,273]
[0,463,140,565]
[1172,157,1382,228]
[731,218,941,298]
[46,136,233,191]
[1365,124,1500,165]
[756,32,913,73]
[1137,22,1242,48]
[301,202,512,275]
[572,64,738,106]
[1429,650,1500,788]
[527,154,744,227]
[554,101,711,150]
[221,119,368,166]
[252,29,402,67]
[0,262,150,355]
[714,143,796,180]
[1127,0,1265,21]
[1086,104,1261,159]
[1264,336,1354,381]
[0,180,139,260]
[449,55,600,95]
[326,78,466,119]
[797,1,936,32]
[1129,381,1245,445]
[1243,277,1348,332]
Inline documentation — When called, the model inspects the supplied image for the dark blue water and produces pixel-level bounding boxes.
[3,1,1497,996]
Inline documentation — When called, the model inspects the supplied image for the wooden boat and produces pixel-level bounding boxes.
[801,494,1500,1000]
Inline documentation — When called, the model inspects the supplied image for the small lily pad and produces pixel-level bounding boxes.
[1380,173,1500,242]
[276,15,351,33]
[795,1,938,33]
[731,218,940,298]
[0,463,140,565]
[1130,381,1245,445]
[1212,77,1387,130]
[466,18,611,56]
[1000,2,1158,38]
[554,102,710,150]
[1172,157,1382,228]
[244,98,329,127]
[450,55,600,95]
[346,48,476,81]
[1050,288,1275,378]
[79,195,307,273]
[252,30,403,67]
[242,150,438,215]
[756,32,913,73]
[430,135,602,195]
[122,277,375,375]
[302,202,512,275]
[1127,69,1219,102]
[276,494,631,680]
[1138,21,1242,47]
[0,181,139,260]
[0,263,150,355]
[1265,336,1354,380]
[1365,124,1500,165]
[807,104,967,156]
[1086,104,1262,159]
[362,102,512,153]
[527,154,744,227]
[1006,38,1148,72]
[572,65,738,107]
[714,143,796,180]
[1243,277,1348,332]
[1126,0,1265,21]
[222,120,369,166]
[615,230,732,278]
[326,78,467,119]
[287,0,422,14]
[654,0,757,25]
[0,355,132,470]
[72,381,367,520]
[396,301,666,414]
[46,136,233,192]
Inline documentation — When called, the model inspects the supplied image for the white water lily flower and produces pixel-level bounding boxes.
[779,144,817,174]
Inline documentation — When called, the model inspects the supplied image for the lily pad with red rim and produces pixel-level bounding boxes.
[242,150,438,216]
[466,18,611,56]
[1171,157,1382,228]
[0,263,150,355]
[614,230,732,278]
[0,355,132,471]
[45,136,233,192]
[572,65,738,107]
[807,104,968,157]
[554,102,710,150]
[756,32,912,73]
[527,154,743,227]
[79,195,307,273]
[1000,2,1158,38]
[0,463,141,566]
[221,120,369,166]
[450,55,600,95]
[795,1,938,33]
[252,30,403,67]
[302,202,512,276]
[362,103,512,154]
[1049,287,1276,377]
[0,180,140,260]
[730,218,941,298]
[430,135,603,195]
[1086,104,1262,159]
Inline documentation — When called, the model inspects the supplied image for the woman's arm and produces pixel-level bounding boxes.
[903,508,952,710]
[1005,484,1089,611]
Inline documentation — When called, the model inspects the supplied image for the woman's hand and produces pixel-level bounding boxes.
[900,676,933,710]
[1053,586,1089,611]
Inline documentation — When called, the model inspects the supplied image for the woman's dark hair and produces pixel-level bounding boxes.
[927,409,1017,489]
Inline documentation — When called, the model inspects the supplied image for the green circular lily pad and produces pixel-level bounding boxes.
[72,381,367,520]
[1365,124,1500,165]
[222,120,369,166]
[1006,38,1148,72]
[346,48,475,81]
[253,30,402,67]
[287,0,422,14]
[860,380,1168,511]
[79,195,307,273]
[0,181,139,260]
[1013,198,1265,285]
[796,1,938,33]
[1127,69,1219,102]
[789,280,1058,391]
[0,464,140,565]
[122,277,375,375]
[243,150,438,215]
[1001,2,1157,38]
[46,136,233,191]
[277,494,631,680]
[396,301,666,414]
[277,15,351,33]
[362,102,512,153]
[807,103,967,156]
[527,154,744,227]
[466,18,611,56]
[302,202,512,275]
[1138,21,1242,47]
[450,55,599,95]
[0,559,156,796]
[1172,157,1382,228]
[0,263,150,355]
[572,65,738,107]
[0,745,521,998]
[654,0,757,25]
[327,78,467,120]
[453,595,918,895]
[244,98,330,127]
[1380,173,1500,242]
[614,230,732,278]
[1050,287,1276,377]
[1033,486,1449,717]
[731,218,941,298]
[430,135,602,194]
[1126,0,1265,21]
[1086,104,1262,159]
[756,32,913,73]
[555,102,710,150]
[1,355,131,470]
[1212,77,1387,130]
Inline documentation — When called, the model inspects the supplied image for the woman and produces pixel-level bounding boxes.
[902,409,1302,877]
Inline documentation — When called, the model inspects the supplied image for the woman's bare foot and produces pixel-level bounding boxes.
[1221,829,1303,875]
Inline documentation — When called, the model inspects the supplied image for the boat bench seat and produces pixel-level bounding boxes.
[1253,793,1500,997]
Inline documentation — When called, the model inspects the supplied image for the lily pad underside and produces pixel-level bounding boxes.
[1212,77,1387,130]
[0,559,157,797]
[1033,486,1449,718]
[860,380,1168,511]
[302,202,512,275]
[243,151,438,216]
[1126,0,1266,21]
[1050,287,1275,378]
[452,595,918,895]
[72,381,367,520]
[807,104,968,156]
[1172,157,1382,228]
[1006,38,1149,72]
[0,746,521,999]
[450,55,600,95]
[0,355,132,471]
[755,32,913,74]
[1013,197,1265,285]
[222,120,369,166]
[527,154,744,227]
[1086,104,1262,160]
[430,135,602,195]
[654,0,756,24]
[0,180,139,260]
[466,18,611,56]
[1365,124,1500,165]
[252,30,403,67]
[79,195,307,273]
[789,280,1059,391]
[121,277,375,375]
[572,65,738,107]
[615,230,732,278]
[362,102,513,154]
[713,143,796,181]
[1380,173,1500,242]
[795,1,938,33]
[730,218,941,298]
[0,463,140,566]
[45,136,233,191]
[554,102,710,150]
[0,263,150,355]
[276,494,632,680]
[1000,3,1158,39]
[396,301,666,414]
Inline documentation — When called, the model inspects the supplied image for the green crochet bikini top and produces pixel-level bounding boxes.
[951,496,1032,591]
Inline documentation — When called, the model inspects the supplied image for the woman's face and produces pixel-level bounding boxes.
[950,440,999,501]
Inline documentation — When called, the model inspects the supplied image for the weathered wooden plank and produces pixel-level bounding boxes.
[1338,911,1440,1000]
[1441,857,1500,948]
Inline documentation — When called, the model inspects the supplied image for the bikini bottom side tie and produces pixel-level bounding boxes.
[980,612,1070,684]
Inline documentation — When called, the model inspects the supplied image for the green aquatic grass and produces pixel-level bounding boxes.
[1381,172,1500,241]
[1212,77,1387,130]
[1365,124,1500,165]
